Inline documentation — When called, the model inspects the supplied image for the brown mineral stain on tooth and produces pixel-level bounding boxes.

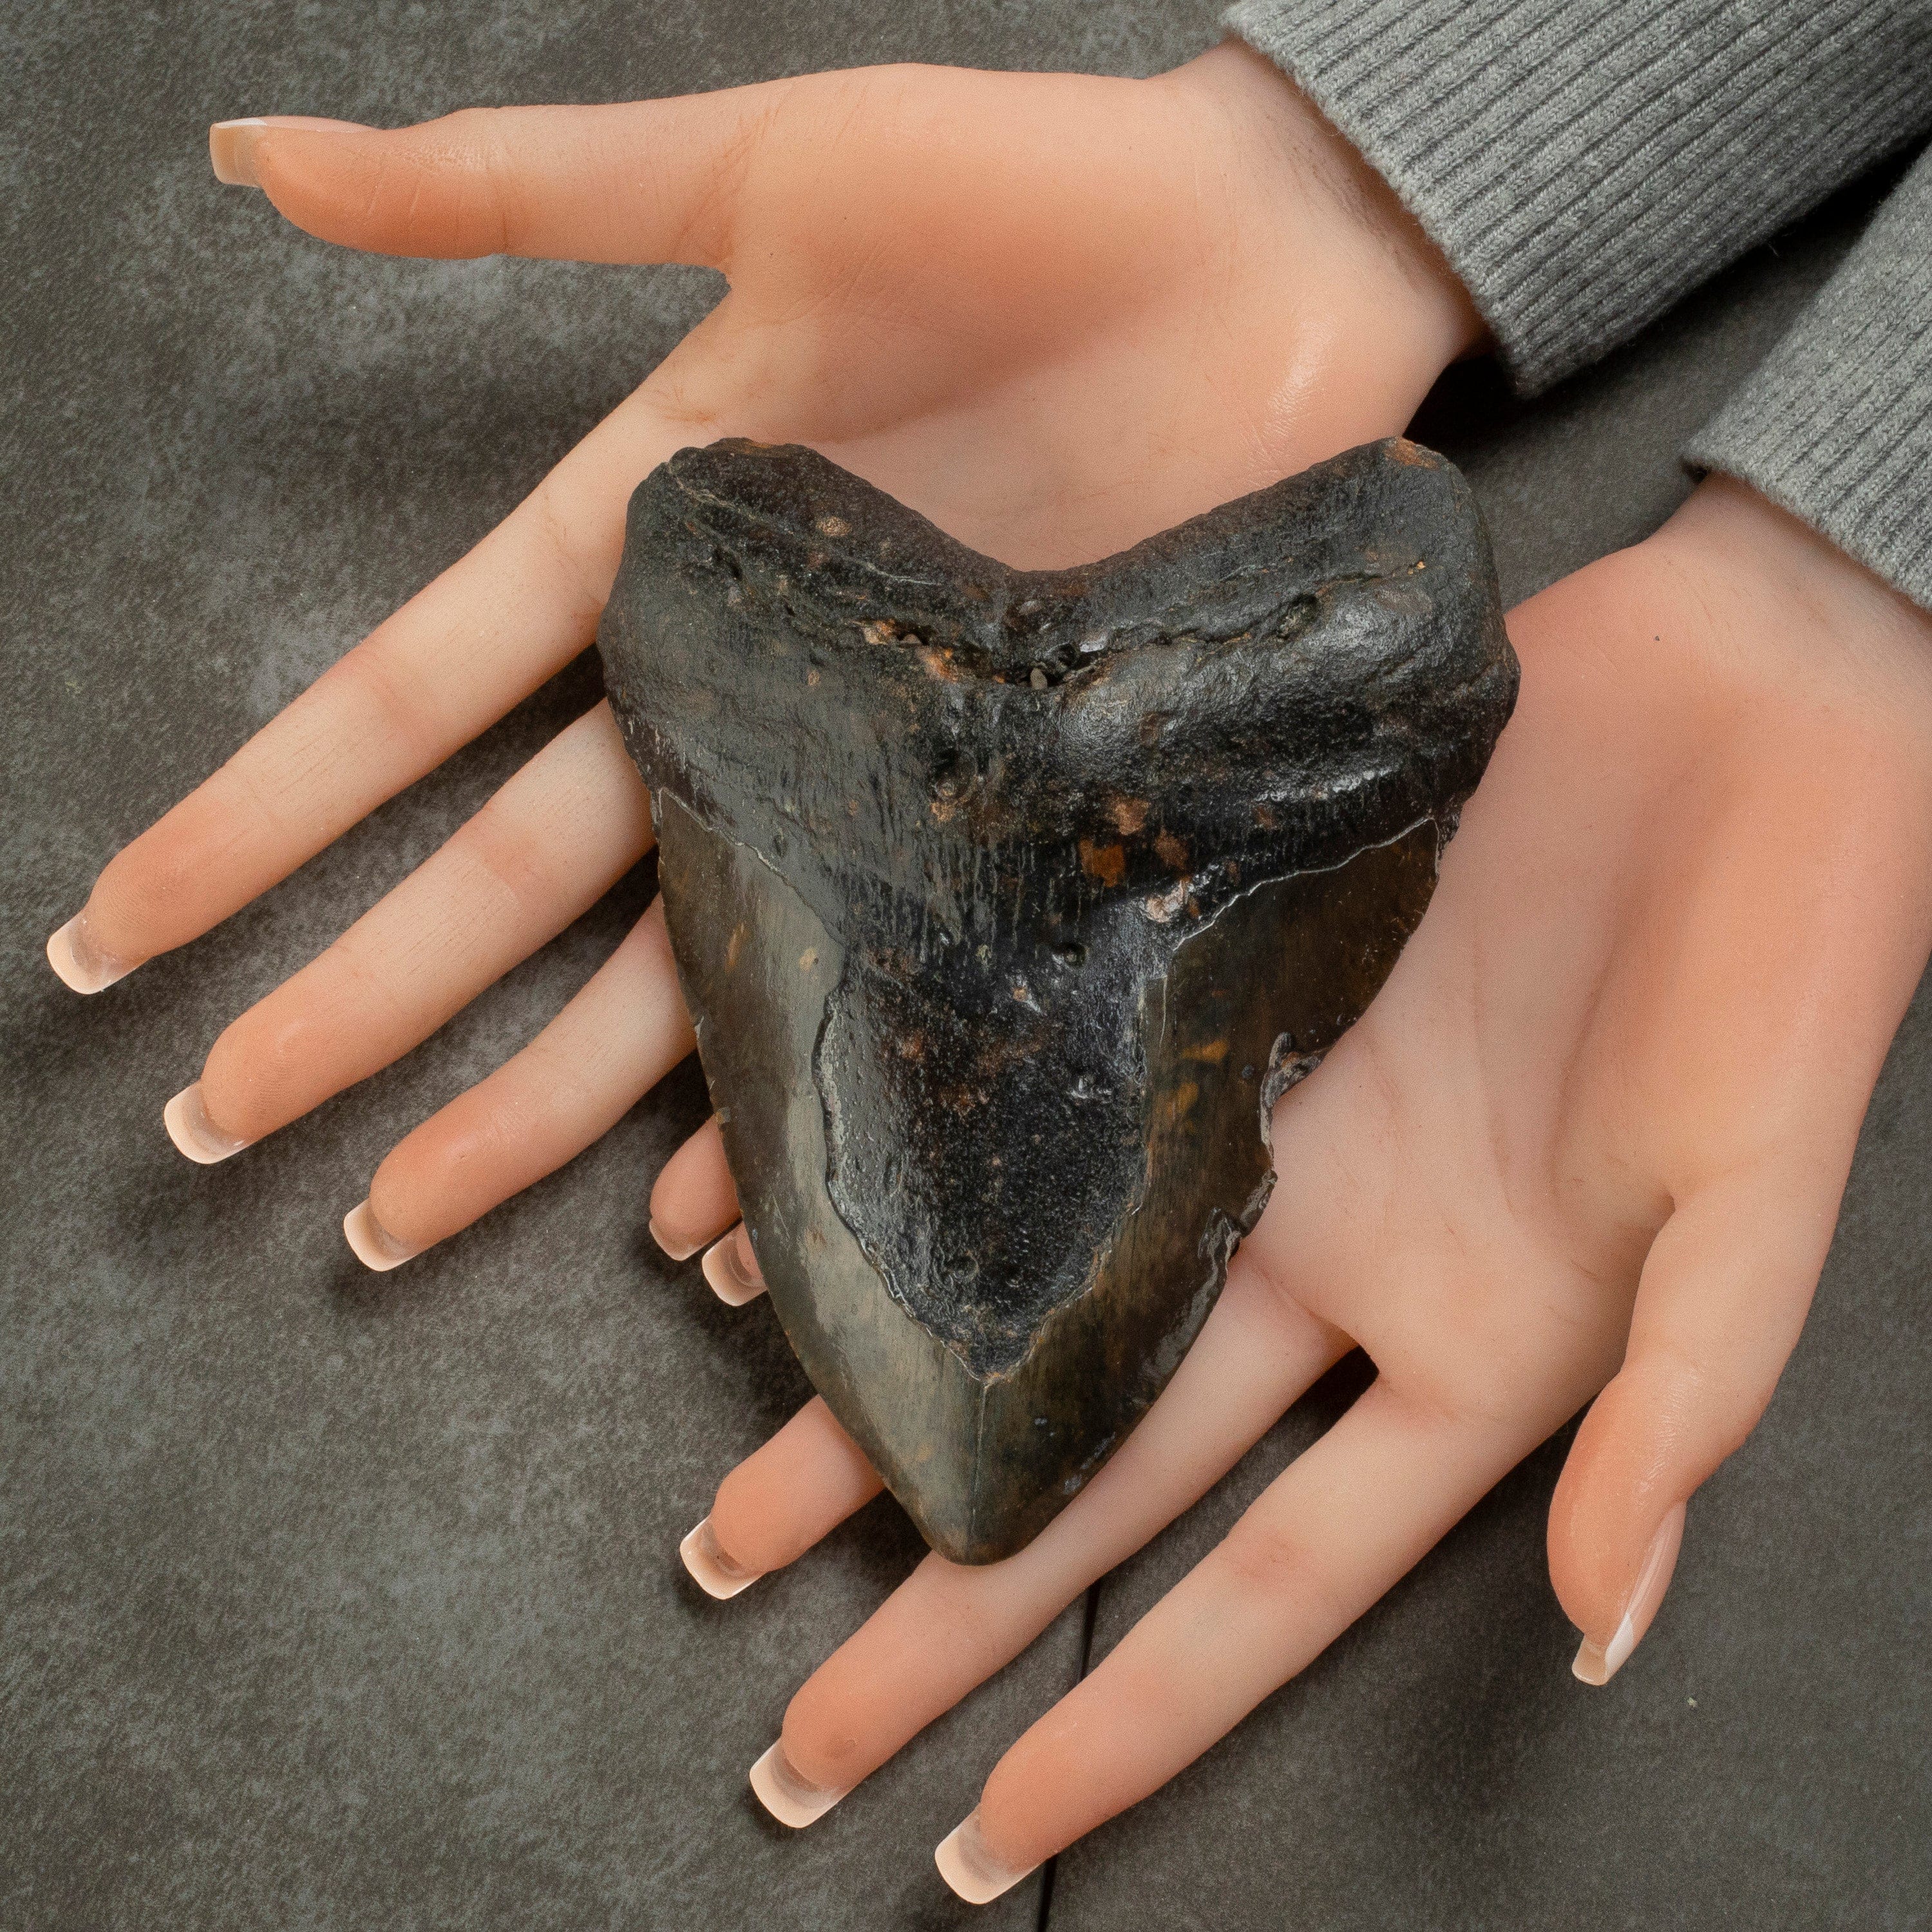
[1079,838,1126,886]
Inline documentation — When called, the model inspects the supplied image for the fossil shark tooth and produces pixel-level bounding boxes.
[598,437,1515,1564]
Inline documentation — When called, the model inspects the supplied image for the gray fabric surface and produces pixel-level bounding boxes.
[1688,143,1932,613]
[1226,0,1932,394]
[3,4,1929,1930]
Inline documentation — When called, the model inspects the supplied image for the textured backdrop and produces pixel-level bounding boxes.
[2,3,1926,1927]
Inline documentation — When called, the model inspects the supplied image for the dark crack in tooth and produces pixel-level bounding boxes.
[599,437,1516,1563]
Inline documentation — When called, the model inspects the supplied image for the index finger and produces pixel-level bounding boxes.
[940,1381,1537,1901]
[48,366,717,992]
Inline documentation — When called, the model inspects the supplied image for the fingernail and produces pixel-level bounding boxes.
[935,1810,1037,1905]
[210,116,369,187]
[1573,1499,1687,1687]
[679,1516,763,1600]
[163,1083,250,1164]
[209,118,269,187]
[46,912,136,994]
[701,1226,767,1306]
[342,1200,422,1273]
[650,1218,704,1262]
[749,1739,848,1828]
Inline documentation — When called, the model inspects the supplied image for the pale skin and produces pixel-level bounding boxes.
[44,43,1932,1902]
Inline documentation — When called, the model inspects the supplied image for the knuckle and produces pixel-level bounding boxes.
[434,104,506,149]
[1211,1517,1342,1618]
[470,113,533,255]
[323,640,443,766]
[421,105,511,185]
[386,108,513,252]
[455,804,569,923]
[1618,1343,1776,1469]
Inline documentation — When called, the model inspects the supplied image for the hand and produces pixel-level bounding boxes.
[44,46,1479,1276]
[679,477,1932,1899]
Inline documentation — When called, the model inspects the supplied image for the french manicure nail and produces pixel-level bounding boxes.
[935,1809,1037,1905]
[209,118,269,187]
[1573,1499,1687,1687]
[748,1739,848,1828]
[210,116,369,187]
[679,1516,763,1600]
[45,912,135,994]
[701,1226,767,1306]
[650,1218,704,1262]
[342,1200,422,1273]
[163,1083,251,1164]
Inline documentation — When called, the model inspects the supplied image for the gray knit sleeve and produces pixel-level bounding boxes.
[1684,147,1932,612]
[1224,0,1932,394]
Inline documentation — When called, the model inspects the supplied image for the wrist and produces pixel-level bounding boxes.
[1508,471,1932,863]
[1652,477,1932,695]
[1165,42,1486,392]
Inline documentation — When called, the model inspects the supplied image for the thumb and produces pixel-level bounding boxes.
[1548,1166,1841,1685]
[207,89,790,266]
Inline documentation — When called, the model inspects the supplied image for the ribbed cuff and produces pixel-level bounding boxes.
[1686,144,1932,616]
[1225,0,1932,395]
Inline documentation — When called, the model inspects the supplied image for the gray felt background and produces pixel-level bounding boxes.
[1,3,1926,1928]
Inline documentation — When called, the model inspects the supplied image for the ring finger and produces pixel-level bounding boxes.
[343,896,697,1268]
[166,701,652,1160]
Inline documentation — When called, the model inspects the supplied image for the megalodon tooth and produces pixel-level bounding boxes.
[598,437,1515,1564]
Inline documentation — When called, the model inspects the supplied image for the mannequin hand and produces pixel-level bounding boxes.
[45,46,1478,1273]
[677,477,1932,1899]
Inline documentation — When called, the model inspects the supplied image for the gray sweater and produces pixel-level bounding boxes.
[1227,0,1932,609]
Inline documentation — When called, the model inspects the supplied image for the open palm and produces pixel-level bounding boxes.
[684,480,1932,1897]
[48,48,1471,1287]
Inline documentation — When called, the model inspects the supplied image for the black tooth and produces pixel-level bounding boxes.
[599,436,1515,1562]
